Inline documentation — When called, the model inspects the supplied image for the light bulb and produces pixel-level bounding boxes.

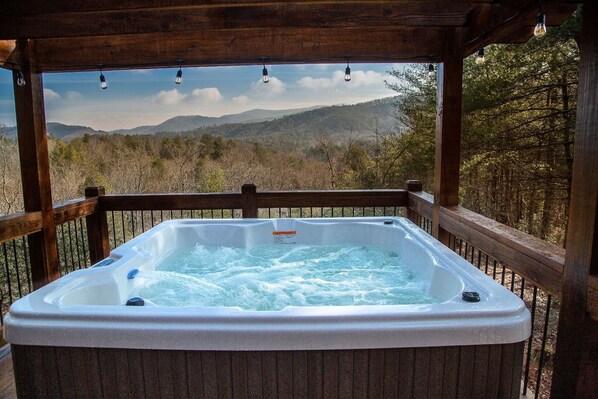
[428,63,434,78]
[175,68,183,84]
[475,48,485,65]
[99,73,107,89]
[262,66,269,83]
[344,65,351,82]
[16,70,26,87]
[534,12,547,37]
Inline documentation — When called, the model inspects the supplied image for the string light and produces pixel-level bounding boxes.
[98,65,107,89]
[175,60,183,84]
[344,59,351,82]
[475,48,485,65]
[16,66,26,87]
[428,63,434,78]
[261,58,269,83]
[534,2,547,37]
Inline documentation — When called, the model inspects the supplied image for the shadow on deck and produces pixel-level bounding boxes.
[0,345,16,399]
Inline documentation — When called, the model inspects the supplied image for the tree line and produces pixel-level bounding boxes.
[0,10,580,247]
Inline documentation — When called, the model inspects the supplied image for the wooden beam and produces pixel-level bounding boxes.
[0,3,470,40]
[0,1,494,16]
[31,27,445,72]
[433,28,463,243]
[13,39,60,289]
[464,0,578,56]
[552,2,598,397]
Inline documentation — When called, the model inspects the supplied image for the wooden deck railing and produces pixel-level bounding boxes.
[1,181,593,398]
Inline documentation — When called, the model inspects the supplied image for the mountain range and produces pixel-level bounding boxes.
[1,97,398,141]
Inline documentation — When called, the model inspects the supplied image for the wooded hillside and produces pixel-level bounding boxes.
[0,11,580,247]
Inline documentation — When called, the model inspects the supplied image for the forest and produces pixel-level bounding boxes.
[0,10,580,247]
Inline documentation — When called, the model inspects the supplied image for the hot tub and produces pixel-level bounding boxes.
[5,217,530,398]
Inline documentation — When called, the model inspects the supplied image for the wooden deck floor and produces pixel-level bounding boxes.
[0,346,16,399]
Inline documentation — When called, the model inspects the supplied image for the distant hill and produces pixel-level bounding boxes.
[111,107,318,136]
[1,98,399,142]
[1,122,108,140]
[164,97,399,142]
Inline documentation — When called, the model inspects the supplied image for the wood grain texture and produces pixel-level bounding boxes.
[0,211,42,243]
[31,27,446,72]
[9,343,525,398]
[13,39,59,289]
[552,2,598,397]
[433,29,463,243]
[257,190,408,208]
[0,3,470,40]
[84,187,110,264]
[0,0,496,16]
[52,197,98,225]
[99,193,244,211]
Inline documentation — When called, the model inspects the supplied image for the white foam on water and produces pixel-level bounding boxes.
[130,244,438,310]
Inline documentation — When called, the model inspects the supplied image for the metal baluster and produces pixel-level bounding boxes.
[73,221,83,269]
[110,212,117,248]
[11,240,23,296]
[534,295,552,399]
[121,211,126,243]
[67,222,76,271]
[79,218,89,265]
[22,237,32,291]
[523,285,538,396]
[2,242,13,304]
[131,211,136,237]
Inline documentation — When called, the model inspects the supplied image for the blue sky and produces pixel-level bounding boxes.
[0,63,402,131]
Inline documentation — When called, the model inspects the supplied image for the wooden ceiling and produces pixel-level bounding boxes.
[0,0,579,72]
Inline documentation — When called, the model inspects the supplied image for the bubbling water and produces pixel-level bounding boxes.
[130,244,438,310]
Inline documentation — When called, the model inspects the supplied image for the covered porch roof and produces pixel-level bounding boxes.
[0,0,580,71]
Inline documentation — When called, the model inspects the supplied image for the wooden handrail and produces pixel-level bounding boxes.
[99,193,244,211]
[52,197,98,225]
[407,190,565,298]
[256,189,408,209]
[0,211,42,243]
[0,197,98,244]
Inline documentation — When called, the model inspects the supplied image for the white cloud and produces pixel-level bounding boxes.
[298,69,400,91]
[43,88,61,101]
[65,91,83,100]
[191,87,223,102]
[232,95,249,105]
[251,77,286,97]
[152,89,187,105]
[131,69,152,75]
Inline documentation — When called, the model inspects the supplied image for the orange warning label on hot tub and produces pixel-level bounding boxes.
[272,231,296,235]
[272,230,297,244]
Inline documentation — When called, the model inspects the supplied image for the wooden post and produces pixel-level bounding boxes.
[433,30,463,245]
[85,187,110,264]
[405,180,422,224]
[242,184,258,218]
[551,2,598,397]
[13,39,59,289]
